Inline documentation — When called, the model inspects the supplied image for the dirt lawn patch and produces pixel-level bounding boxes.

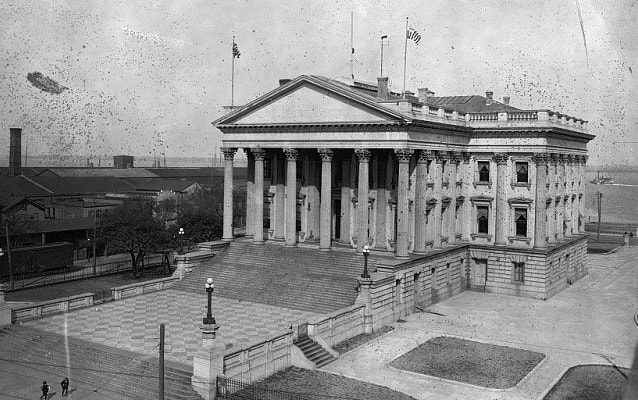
[390,336,546,389]
[257,366,416,400]
[543,365,630,400]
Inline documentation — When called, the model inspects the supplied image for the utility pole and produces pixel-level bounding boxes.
[596,191,602,241]
[92,213,97,275]
[159,323,165,400]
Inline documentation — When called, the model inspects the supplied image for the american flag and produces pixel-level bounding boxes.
[232,42,241,58]
[406,27,421,45]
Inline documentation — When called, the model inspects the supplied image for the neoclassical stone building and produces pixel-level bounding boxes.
[214,75,593,300]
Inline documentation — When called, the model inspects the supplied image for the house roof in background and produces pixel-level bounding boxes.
[122,178,200,192]
[0,175,51,196]
[36,168,158,178]
[27,176,137,195]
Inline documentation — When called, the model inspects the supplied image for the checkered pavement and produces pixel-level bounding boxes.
[25,289,320,365]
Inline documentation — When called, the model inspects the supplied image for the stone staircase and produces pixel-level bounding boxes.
[0,325,202,400]
[173,240,385,315]
[294,336,337,368]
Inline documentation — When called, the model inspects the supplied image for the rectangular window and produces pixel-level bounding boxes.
[515,208,527,237]
[478,161,490,182]
[477,206,489,234]
[516,162,528,183]
[513,262,525,283]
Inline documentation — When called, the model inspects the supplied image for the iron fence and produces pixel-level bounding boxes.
[216,376,309,400]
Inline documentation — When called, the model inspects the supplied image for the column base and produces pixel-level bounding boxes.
[221,237,234,242]
[394,254,410,260]
[284,243,297,248]
[252,239,265,245]
[318,246,331,252]
[412,250,427,256]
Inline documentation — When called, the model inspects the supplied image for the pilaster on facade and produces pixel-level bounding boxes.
[532,153,549,249]
[413,150,430,254]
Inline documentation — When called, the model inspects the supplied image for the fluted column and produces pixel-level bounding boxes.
[340,158,351,244]
[432,151,447,248]
[221,147,237,241]
[355,149,371,253]
[557,154,566,241]
[565,155,574,235]
[284,148,299,247]
[374,151,389,250]
[413,150,429,254]
[251,148,266,244]
[579,155,588,232]
[274,154,285,240]
[461,152,472,242]
[532,154,548,248]
[245,152,255,238]
[318,148,333,251]
[395,149,413,258]
[548,153,558,243]
[493,153,509,246]
[448,152,461,245]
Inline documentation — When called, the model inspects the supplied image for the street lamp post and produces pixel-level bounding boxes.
[361,244,370,279]
[203,277,216,325]
[178,227,185,255]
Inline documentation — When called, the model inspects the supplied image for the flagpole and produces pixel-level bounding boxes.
[231,36,235,107]
[350,11,354,79]
[402,17,408,98]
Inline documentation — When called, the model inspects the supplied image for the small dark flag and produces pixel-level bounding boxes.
[232,42,241,58]
[406,27,421,45]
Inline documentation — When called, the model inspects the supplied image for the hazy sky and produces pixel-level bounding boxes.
[0,0,636,166]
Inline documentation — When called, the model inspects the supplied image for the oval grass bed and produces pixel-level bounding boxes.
[543,364,630,400]
[389,336,545,389]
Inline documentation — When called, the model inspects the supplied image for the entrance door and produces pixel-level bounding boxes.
[473,259,487,289]
[333,199,341,239]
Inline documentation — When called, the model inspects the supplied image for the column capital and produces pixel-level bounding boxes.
[435,150,449,164]
[355,148,372,162]
[317,148,334,161]
[556,153,567,165]
[221,147,237,160]
[531,153,549,166]
[492,152,509,165]
[449,151,462,164]
[283,148,299,161]
[250,148,266,161]
[565,154,574,165]
[462,152,471,164]
[417,149,435,163]
[394,148,414,163]
[581,155,588,164]
[549,153,559,165]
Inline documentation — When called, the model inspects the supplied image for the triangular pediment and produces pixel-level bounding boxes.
[229,83,399,125]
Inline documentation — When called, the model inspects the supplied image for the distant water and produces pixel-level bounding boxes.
[585,172,638,224]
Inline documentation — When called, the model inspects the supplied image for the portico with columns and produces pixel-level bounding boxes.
[215,75,594,299]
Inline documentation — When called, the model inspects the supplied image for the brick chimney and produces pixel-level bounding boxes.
[418,88,435,104]
[377,77,389,99]
[502,96,510,106]
[9,128,21,177]
[485,91,494,105]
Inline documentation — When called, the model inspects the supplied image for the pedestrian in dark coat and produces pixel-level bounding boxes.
[40,381,50,400]
[61,377,70,396]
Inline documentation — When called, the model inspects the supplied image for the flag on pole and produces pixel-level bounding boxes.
[232,42,241,58]
[406,27,421,45]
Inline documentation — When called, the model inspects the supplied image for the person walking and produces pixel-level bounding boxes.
[61,377,70,396]
[40,381,50,400]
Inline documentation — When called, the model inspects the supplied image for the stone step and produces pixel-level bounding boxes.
[293,336,336,368]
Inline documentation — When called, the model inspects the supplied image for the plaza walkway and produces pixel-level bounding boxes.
[323,245,638,399]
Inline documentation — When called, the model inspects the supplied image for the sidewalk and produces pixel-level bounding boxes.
[322,246,638,399]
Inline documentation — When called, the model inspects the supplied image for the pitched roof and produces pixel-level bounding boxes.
[0,196,45,211]
[27,176,137,195]
[427,95,520,113]
[122,178,200,192]
[36,168,158,178]
[0,175,51,196]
